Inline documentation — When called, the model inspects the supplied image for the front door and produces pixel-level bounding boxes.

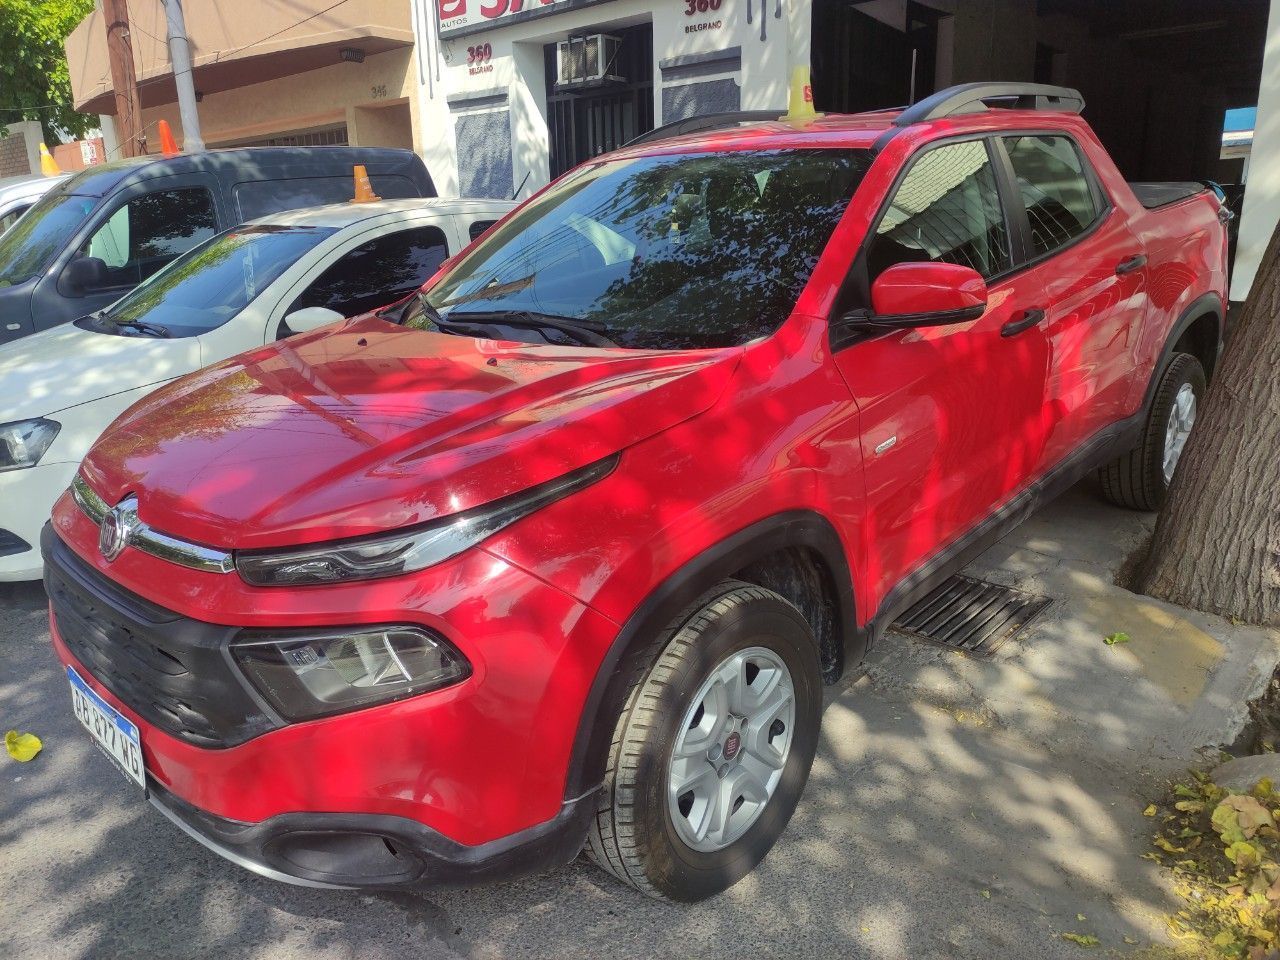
[831,138,1053,609]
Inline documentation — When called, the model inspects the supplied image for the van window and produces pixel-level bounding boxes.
[1003,135,1101,257]
[468,220,498,242]
[867,140,1010,281]
[234,175,419,221]
[289,226,450,319]
[81,188,217,289]
[1,204,31,234]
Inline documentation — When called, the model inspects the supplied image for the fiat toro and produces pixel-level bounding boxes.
[46,83,1228,902]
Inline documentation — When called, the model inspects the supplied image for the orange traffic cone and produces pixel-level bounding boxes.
[157,120,180,156]
[38,143,62,176]
[351,165,381,203]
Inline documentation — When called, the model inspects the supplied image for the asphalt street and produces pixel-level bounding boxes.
[2,487,1272,959]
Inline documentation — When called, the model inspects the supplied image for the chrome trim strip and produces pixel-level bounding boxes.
[70,474,108,524]
[70,474,236,575]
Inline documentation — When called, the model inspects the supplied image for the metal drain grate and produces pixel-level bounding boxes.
[890,574,1051,655]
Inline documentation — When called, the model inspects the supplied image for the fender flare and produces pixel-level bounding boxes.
[1140,291,1224,414]
[561,510,863,802]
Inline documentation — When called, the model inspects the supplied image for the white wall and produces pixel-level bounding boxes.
[1233,0,1280,301]
[414,0,797,197]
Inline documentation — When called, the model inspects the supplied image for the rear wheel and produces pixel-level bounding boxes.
[1098,352,1205,511]
[585,581,822,902]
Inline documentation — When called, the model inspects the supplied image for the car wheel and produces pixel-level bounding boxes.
[1098,352,1206,511]
[585,580,822,902]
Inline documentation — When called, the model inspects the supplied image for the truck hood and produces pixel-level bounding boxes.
[81,316,741,550]
[0,321,202,422]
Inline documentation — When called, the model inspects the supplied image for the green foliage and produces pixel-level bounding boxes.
[0,0,97,144]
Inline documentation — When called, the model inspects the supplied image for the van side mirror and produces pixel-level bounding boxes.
[61,256,109,297]
[841,262,988,333]
[283,306,345,335]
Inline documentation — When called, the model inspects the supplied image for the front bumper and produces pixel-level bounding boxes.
[0,460,77,581]
[148,777,596,889]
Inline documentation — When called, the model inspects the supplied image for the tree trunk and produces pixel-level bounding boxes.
[1142,221,1280,624]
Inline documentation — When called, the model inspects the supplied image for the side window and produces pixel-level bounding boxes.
[82,188,217,288]
[866,140,1010,282]
[234,175,419,220]
[289,226,450,319]
[1,204,31,234]
[1003,135,1101,257]
[468,219,498,242]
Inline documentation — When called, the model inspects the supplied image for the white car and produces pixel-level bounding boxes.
[0,173,67,234]
[0,196,514,580]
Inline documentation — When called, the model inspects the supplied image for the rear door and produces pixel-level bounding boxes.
[832,137,1053,607]
[995,133,1144,471]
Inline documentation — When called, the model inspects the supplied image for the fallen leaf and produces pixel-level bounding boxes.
[1061,932,1100,947]
[1104,632,1130,646]
[1123,936,1139,945]
[1155,836,1187,854]
[1220,795,1277,839]
[4,730,41,762]
[1144,804,1158,817]
[1077,913,1087,922]
[982,890,991,900]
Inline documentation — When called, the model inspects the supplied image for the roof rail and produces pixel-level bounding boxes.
[893,82,1085,127]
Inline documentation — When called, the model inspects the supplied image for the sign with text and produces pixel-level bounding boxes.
[439,0,619,38]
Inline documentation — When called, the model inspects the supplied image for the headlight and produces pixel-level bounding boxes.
[232,626,470,721]
[0,418,60,472]
[236,454,618,586]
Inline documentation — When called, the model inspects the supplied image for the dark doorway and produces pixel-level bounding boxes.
[811,1,941,114]
[545,24,654,180]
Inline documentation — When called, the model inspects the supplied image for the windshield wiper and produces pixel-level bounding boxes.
[439,309,617,347]
[112,317,171,338]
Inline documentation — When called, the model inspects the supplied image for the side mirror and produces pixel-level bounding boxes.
[283,306,345,335]
[61,256,109,297]
[844,262,988,332]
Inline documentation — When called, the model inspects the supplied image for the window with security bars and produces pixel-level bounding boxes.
[1004,135,1100,257]
[867,139,1010,281]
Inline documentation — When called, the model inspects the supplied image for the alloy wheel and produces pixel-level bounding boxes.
[1163,382,1197,484]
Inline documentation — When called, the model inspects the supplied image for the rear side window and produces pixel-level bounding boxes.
[866,140,1010,281]
[1003,135,1101,257]
[234,175,419,220]
[468,219,498,242]
[289,225,450,318]
[82,187,217,288]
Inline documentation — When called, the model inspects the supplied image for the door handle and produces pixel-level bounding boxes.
[1000,308,1045,337]
[1115,254,1147,275]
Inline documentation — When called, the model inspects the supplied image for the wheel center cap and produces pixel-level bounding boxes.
[722,731,742,762]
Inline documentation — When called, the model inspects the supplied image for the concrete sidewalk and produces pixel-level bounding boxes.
[1,482,1277,959]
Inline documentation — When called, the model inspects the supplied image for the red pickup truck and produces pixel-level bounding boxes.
[47,83,1227,902]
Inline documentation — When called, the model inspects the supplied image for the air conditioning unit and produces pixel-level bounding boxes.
[556,34,623,87]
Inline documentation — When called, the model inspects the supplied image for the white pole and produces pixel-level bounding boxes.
[162,0,205,151]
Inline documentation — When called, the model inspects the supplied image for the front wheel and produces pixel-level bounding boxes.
[585,581,822,902]
[1099,352,1206,511]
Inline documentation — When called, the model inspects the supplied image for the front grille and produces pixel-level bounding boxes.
[43,527,279,748]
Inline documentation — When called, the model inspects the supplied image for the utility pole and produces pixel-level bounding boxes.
[161,0,204,151]
[103,0,145,156]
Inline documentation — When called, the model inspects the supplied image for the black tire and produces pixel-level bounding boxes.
[1098,352,1206,511]
[585,581,822,902]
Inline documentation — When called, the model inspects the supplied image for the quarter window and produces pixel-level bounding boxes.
[867,140,1010,281]
[1003,135,1101,257]
[468,219,498,242]
[290,226,450,318]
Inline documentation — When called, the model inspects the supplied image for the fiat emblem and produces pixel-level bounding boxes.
[722,732,742,762]
[99,496,138,562]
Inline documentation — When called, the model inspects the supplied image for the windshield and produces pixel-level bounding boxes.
[102,224,336,337]
[424,149,871,350]
[0,192,98,286]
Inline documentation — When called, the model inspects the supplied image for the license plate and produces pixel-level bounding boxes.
[66,666,146,790]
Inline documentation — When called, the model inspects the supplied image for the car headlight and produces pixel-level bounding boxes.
[0,418,60,472]
[235,454,618,586]
[232,626,469,720]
